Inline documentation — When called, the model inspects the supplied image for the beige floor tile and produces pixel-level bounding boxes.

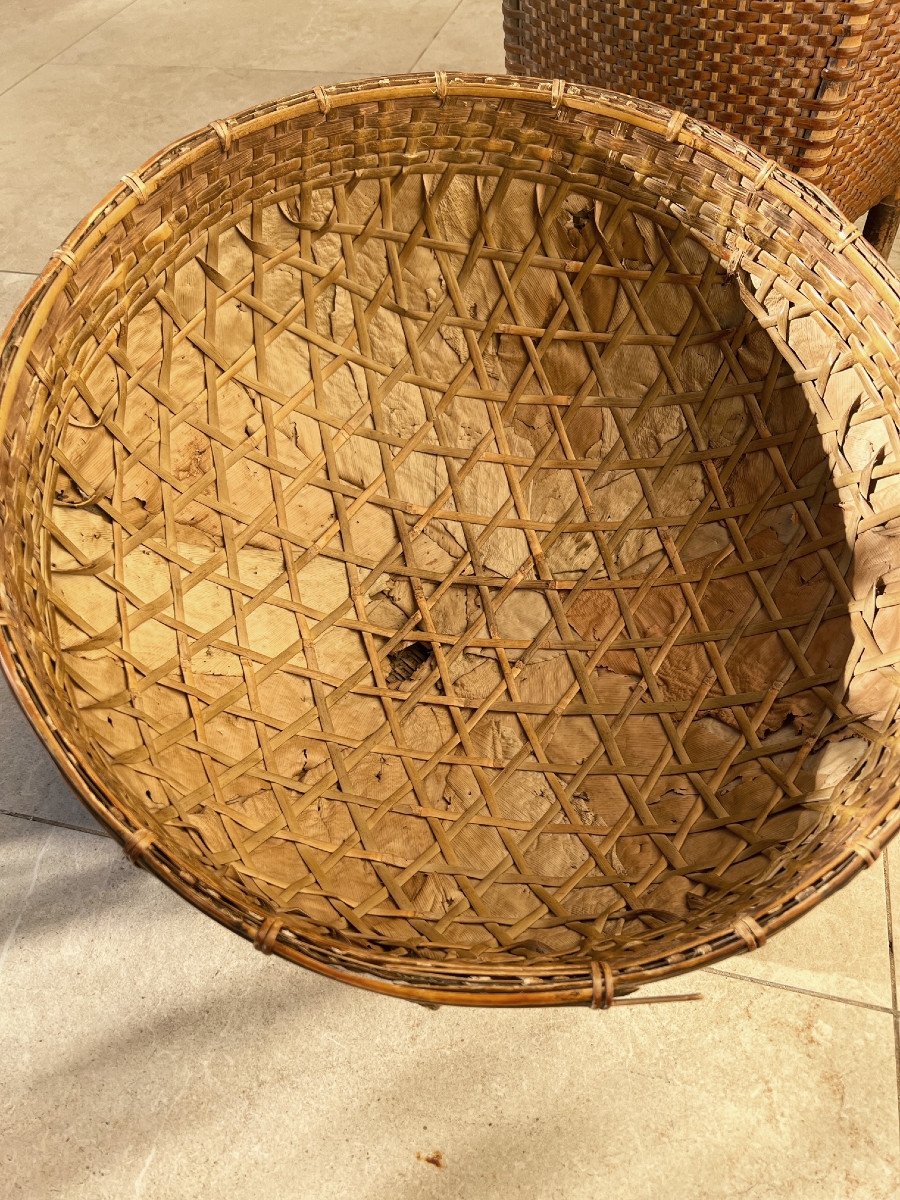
[0,0,135,95]
[411,0,506,73]
[705,864,893,1008]
[0,64,350,274]
[1,814,898,1200]
[0,275,98,836]
[0,272,37,328]
[55,0,457,73]
[0,674,103,832]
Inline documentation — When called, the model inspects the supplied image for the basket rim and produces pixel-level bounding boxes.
[1,72,899,1007]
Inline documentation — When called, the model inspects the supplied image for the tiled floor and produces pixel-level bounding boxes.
[0,4,899,1197]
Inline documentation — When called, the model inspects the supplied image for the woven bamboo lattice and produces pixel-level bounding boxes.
[2,76,900,1007]
[503,0,900,249]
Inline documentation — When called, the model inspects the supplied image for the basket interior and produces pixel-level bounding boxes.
[3,87,897,976]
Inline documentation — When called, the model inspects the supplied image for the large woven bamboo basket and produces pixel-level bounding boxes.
[3,75,900,1008]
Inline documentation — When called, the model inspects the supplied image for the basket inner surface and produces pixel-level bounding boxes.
[6,95,895,971]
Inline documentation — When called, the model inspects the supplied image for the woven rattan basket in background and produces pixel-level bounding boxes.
[2,75,900,1008]
[503,0,900,254]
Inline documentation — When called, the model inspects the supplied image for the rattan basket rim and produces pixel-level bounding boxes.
[2,73,900,1008]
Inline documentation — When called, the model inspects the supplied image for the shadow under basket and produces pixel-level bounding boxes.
[2,75,900,1009]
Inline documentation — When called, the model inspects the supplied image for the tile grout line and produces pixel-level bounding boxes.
[30,62,410,77]
[12,0,466,82]
[883,851,900,1155]
[407,0,466,70]
[0,0,144,102]
[44,0,144,69]
[0,805,110,839]
[703,965,900,1018]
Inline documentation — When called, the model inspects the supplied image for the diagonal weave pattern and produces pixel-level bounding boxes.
[2,77,900,1005]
